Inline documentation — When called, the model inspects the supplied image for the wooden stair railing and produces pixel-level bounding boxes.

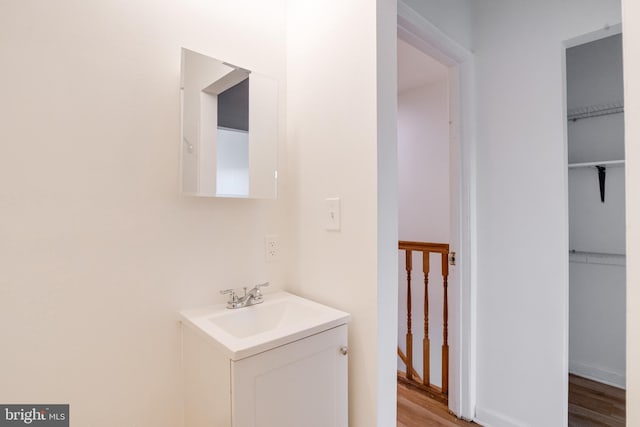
[398,240,450,405]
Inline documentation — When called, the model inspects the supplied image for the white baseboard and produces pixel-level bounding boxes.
[569,360,626,389]
[474,363,625,427]
[475,406,528,427]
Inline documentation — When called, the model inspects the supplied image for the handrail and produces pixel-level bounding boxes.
[399,240,449,253]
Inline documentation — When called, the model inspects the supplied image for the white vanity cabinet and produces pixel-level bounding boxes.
[231,325,348,427]
[180,293,350,427]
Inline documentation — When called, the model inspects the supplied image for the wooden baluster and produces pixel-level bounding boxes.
[441,252,449,395]
[406,250,413,381]
[422,251,430,387]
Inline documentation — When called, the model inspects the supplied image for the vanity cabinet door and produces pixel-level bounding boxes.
[231,324,348,427]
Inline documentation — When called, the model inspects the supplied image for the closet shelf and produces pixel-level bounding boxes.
[568,160,625,169]
[567,102,624,121]
[569,250,626,267]
[568,160,624,202]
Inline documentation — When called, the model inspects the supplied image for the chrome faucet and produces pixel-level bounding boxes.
[220,282,270,309]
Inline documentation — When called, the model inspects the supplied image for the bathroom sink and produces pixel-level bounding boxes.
[180,291,350,360]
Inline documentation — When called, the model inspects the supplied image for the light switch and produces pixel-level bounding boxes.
[325,197,341,231]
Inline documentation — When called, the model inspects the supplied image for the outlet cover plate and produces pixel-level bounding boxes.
[265,235,278,261]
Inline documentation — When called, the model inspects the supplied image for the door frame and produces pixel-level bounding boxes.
[397,1,477,420]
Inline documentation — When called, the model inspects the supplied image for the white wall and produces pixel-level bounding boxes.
[0,1,288,426]
[569,168,626,254]
[376,0,400,423]
[569,259,626,386]
[397,79,450,385]
[398,82,451,244]
[471,1,622,426]
[216,129,249,197]
[622,0,640,424]
[568,167,626,388]
[286,0,397,425]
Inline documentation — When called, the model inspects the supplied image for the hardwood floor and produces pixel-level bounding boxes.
[399,375,625,426]
[397,382,478,427]
[569,374,625,426]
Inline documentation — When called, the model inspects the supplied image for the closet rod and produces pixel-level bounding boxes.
[568,160,625,169]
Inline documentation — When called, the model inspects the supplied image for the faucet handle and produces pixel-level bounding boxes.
[249,282,269,302]
[221,288,242,309]
[220,288,237,301]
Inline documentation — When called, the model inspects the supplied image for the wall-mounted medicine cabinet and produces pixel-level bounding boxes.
[180,48,278,199]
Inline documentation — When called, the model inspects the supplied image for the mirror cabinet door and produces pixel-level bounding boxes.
[180,48,278,199]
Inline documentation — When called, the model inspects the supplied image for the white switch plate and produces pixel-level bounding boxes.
[265,235,278,261]
[325,197,341,231]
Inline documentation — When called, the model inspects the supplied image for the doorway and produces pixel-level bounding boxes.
[565,29,626,425]
[396,35,451,404]
[397,2,476,420]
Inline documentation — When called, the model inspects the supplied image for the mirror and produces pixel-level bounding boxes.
[180,48,278,198]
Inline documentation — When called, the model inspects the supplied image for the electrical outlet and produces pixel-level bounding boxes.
[265,235,279,262]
